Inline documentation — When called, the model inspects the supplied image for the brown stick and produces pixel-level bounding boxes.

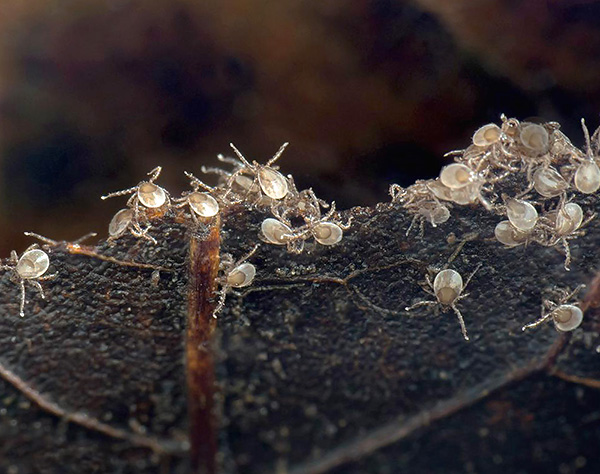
[186,216,221,474]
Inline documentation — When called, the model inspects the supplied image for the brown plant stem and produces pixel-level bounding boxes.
[186,216,221,474]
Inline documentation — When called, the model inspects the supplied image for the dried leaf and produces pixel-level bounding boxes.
[2,126,600,474]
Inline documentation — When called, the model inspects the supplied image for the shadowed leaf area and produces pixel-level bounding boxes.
[1,185,600,473]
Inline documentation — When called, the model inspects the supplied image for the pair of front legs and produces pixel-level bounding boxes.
[406,296,470,342]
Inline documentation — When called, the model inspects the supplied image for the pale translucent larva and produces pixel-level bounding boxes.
[16,249,50,279]
[506,198,538,232]
[227,262,256,288]
[312,222,343,245]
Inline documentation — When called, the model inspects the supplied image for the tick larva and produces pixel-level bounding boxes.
[418,202,450,227]
[472,123,501,147]
[1,244,56,317]
[433,269,463,306]
[522,285,585,332]
[16,249,50,279]
[532,167,568,198]
[214,245,259,316]
[102,166,169,209]
[574,119,600,194]
[108,209,134,238]
[439,163,475,189]
[137,181,167,208]
[226,262,256,288]
[261,218,293,245]
[552,305,584,331]
[311,222,343,246]
[506,198,538,232]
[405,267,479,341]
[101,166,170,243]
[258,167,289,200]
[555,202,583,236]
[188,192,219,217]
[428,180,479,206]
[494,220,529,247]
[176,171,220,219]
[523,304,583,332]
[229,143,290,200]
[574,161,600,194]
[520,123,549,152]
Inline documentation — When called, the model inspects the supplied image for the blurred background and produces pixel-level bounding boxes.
[2,0,600,254]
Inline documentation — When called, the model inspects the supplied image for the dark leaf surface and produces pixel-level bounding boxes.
[0,223,190,473]
[1,188,600,473]
[217,201,600,474]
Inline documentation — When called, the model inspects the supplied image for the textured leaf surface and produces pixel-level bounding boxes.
[0,223,190,473]
[217,201,600,474]
[1,192,600,473]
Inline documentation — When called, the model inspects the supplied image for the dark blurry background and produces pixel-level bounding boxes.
[2,0,600,254]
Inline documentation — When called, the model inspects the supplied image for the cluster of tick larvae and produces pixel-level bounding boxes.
[0,144,351,319]
[102,143,351,315]
[391,115,597,340]
[0,118,594,342]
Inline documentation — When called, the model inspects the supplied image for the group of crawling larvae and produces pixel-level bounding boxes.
[0,116,595,342]
[391,115,598,340]
[1,143,350,319]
